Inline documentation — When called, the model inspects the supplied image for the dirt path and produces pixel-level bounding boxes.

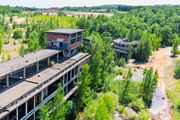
[132,47,174,120]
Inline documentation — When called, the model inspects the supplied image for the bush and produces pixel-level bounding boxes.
[177,100,180,111]
[139,110,150,120]
[13,29,23,39]
[117,58,126,67]
[114,67,126,76]
[129,98,145,112]
[174,60,180,78]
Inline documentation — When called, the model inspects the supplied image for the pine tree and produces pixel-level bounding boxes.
[39,85,71,120]
[0,31,3,53]
[136,32,152,62]
[121,69,133,104]
[76,64,93,110]
[19,45,26,57]
[141,67,158,105]
[171,37,179,56]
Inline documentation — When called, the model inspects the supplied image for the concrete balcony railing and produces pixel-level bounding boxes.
[0,53,90,114]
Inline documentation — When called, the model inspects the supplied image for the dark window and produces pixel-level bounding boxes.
[18,103,26,119]
[27,114,34,120]
[1,116,8,120]
[28,97,34,113]
[9,109,17,120]
[59,42,63,47]
[35,92,42,107]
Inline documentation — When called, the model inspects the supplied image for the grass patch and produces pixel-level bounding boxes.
[166,79,180,120]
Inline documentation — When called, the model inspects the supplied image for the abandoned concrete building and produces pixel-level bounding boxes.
[0,28,90,120]
[112,38,139,58]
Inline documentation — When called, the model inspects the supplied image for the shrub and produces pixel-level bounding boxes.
[129,98,145,112]
[117,58,126,67]
[177,100,180,111]
[139,110,150,120]
[174,60,180,78]
[13,29,23,39]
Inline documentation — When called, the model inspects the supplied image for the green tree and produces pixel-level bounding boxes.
[141,67,158,105]
[127,45,133,60]
[94,99,110,120]
[174,60,180,78]
[0,31,3,53]
[90,33,104,91]
[39,85,71,120]
[160,25,172,45]
[13,29,23,39]
[76,64,93,109]
[19,45,26,57]
[171,37,179,56]
[121,69,133,104]
[101,32,115,88]
[150,34,162,51]
[28,31,40,52]
[9,16,13,23]
[136,32,152,62]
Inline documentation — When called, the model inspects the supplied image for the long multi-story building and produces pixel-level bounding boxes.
[0,28,90,120]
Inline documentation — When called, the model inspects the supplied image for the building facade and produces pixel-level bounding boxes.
[46,29,83,58]
[0,29,90,120]
[112,38,139,58]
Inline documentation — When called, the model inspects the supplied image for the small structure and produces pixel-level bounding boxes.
[112,38,139,58]
[46,28,84,58]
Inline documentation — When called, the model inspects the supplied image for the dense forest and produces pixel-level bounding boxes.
[0,4,180,120]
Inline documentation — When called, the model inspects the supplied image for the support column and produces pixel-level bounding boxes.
[23,68,26,79]
[25,102,28,115]
[57,53,59,62]
[47,57,50,66]
[16,108,18,120]
[6,75,9,88]
[70,70,72,81]
[41,91,43,101]
[66,85,68,94]
[36,62,39,72]
[33,96,35,108]
[63,76,65,94]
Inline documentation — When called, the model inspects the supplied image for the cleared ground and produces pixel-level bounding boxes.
[129,47,180,120]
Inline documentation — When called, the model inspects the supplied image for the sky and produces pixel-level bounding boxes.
[0,0,179,8]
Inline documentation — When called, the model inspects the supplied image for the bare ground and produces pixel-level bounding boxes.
[129,47,180,120]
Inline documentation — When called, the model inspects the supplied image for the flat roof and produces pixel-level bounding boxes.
[0,52,90,117]
[46,28,84,35]
[0,49,60,77]
[114,38,139,45]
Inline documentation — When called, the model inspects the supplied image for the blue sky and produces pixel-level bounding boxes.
[0,0,179,8]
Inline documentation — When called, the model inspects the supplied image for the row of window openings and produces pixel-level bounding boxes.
[70,37,81,44]
[114,44,137,48]
[0,54,59,90]
[2,71,78,120]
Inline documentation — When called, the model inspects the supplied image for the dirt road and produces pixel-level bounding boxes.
[134,47,174,120]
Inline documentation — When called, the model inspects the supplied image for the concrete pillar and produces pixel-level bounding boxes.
[36,62,39,72]
[47,57,50,66]
[33,113,35,120]
[70,70,72,80]
[16,108,18,120]
[57,53,59,62]
[74,68,75,77]
[25,102,28,115]
[6,75,9,87]
[41,91,44,101]
[33,96,35,108]
[66,85,68,94]
[63,76,65,94]
[23,68,26,79]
